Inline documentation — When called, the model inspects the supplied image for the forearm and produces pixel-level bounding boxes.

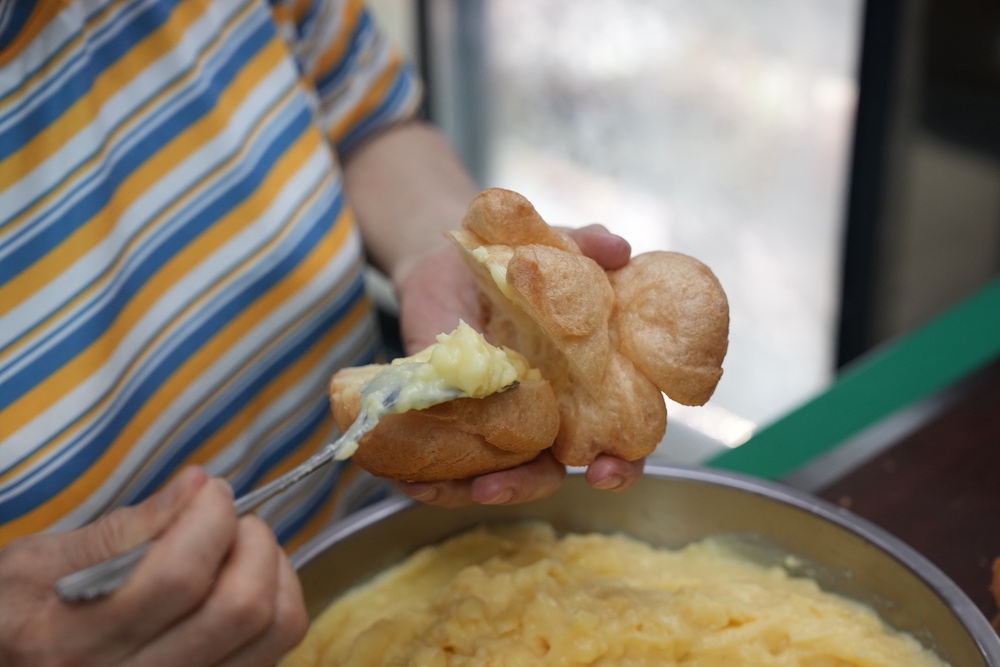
[340,120,479,289]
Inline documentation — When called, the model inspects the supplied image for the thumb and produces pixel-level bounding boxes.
[63,466,210,571]
[565,224,631,270]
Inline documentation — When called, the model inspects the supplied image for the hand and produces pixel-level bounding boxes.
[0,467,307,667]
[393,224,646,507]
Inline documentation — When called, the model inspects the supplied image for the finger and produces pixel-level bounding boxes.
[212,542,309,667]
[394,479,474,508]
[470,451,566,505]
[57,467,210,576]
[131,515,302,667]
[566,224,631,270]
[396,452,567,508]
[103,478,238,647]
[585,455,646,492]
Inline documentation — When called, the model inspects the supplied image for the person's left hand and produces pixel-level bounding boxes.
[392,224,646,508]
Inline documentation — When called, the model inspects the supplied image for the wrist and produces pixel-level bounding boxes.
[390,239,460,295]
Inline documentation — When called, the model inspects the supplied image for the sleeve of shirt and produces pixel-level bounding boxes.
[279,0,423,155]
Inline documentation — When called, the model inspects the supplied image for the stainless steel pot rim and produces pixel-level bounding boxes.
[290,463,1000,664]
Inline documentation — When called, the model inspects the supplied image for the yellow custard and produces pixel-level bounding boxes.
[330,321,539,460]
[397,320,536,405]
[471,246,516,299]
[281,523,948,667]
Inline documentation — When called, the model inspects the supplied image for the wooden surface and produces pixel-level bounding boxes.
[817,359,1000,620]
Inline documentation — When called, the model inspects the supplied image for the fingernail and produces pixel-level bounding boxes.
[154,466,207,511]
[482,488,514,505]
[401,483,438,503]
[593,475,624,491]
[213,477,235,501]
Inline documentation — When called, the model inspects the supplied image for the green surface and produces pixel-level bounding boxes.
[707,277,1000,479]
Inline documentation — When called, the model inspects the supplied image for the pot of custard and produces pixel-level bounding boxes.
[286,464,1000,666]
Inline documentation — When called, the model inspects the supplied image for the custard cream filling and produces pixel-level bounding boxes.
[471,246,516,300]
[387,321,536,413]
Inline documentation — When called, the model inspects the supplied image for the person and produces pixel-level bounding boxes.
[0,0,645,664]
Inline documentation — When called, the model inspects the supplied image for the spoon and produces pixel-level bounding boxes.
[55,362,510,602]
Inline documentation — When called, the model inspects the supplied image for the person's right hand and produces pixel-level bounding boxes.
[0,467,307,667]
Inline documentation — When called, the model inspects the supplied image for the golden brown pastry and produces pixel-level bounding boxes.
[329,326,560,482]
[449,188,729,466]
[329,188,729,479]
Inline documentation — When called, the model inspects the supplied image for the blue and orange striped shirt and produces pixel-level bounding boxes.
[0,0,421,551]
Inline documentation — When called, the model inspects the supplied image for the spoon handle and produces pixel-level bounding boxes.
[232,446,342,515]
[55,438,351,603]
[53,361,482,603]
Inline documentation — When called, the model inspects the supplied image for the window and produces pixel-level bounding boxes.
[375,0,863,462]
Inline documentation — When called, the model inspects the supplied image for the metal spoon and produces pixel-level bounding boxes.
[55,362,507,602]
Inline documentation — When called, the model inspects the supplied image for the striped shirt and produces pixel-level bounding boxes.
[0,0,421,551]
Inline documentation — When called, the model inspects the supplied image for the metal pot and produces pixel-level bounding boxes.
[291,464,1000,666]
